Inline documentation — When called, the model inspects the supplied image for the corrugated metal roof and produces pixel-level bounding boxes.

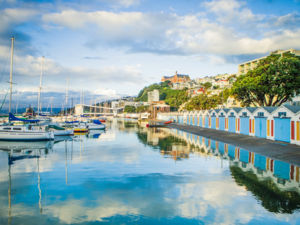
[261,106,277,113]
[245,107,258,113]
[283,104,300,113]
[232,107,243,113]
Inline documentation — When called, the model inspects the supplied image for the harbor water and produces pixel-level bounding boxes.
[0,119,300,225]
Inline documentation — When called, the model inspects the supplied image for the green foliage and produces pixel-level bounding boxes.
[185,94,222,111]
[203,82,212,89]
[136,81,190,109]
[124,105,136,113]
[163,89,190,108]
[136,83,161,102]
[232,53,300,106]
[218,88,231,102]
[213,85,220,89]
[136,105,149,113]
[230,166,300,213]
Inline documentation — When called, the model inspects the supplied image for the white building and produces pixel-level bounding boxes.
[148,89,159,103]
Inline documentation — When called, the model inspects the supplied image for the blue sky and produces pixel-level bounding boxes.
[0,0,299,108]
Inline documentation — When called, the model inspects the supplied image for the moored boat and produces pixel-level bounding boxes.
[86,120,106,130]
[0,125,54,141]
[48,124,74,136]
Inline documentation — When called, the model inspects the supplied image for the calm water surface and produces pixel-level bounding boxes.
[0,119,300,225]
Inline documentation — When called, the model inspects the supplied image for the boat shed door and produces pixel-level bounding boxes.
[255,117,267,138]
[211,116,216,129]
[194,115,198,126]
[219,117,225,131]
[228,116,236,133]
[274,117,291,142]
[240,117,249,135]
[205,116,209,128]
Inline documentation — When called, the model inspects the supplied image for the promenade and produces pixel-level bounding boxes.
[168,123,300,166]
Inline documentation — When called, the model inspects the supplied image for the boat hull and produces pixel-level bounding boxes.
[73,128,88,133]
[87,124,106,130]
[0,131,54,141]
[53,130,74,136]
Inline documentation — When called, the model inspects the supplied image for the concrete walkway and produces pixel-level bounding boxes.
[167,123,300,166]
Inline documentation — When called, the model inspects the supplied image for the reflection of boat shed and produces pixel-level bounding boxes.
[158,104,300,146]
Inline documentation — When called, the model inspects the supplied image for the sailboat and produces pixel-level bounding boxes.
[0,37,54,141]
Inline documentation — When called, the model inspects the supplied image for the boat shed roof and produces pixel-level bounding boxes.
[231,107,243,113]
[283,104,300,114]
[260,106,277,114]
[245,107,258,113]
[223,108,230,113]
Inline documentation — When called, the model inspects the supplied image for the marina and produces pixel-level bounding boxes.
[0,119,299,225]
[0,0,299,224]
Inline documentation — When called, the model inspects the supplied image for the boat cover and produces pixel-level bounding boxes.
[93,120,102,125]
[65,121,79,124]
[9,113,40,123]
[48,124,65,130]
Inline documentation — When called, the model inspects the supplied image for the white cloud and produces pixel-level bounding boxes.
[46,199,138,224]
[203,0,258,24]
[41,8,300,57]
[0,8,37,32]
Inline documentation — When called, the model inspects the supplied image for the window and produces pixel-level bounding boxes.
[230,112,234,116]
[13,128,22,130]
[242,112,247,117]
[3,127,11,130]
[278,112,286,117]
[258,112,264,117]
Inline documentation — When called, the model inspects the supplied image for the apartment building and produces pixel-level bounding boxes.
[238,49,300,75]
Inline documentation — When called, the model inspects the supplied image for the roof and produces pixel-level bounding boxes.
[245,107,258,113]
[231,107,243,113]
[176,74,190,78]
[261,106,277,114]
[283,104,300,114]
[223,108,230,113]
[163,74,190,79]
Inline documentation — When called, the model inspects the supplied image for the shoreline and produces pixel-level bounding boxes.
[167,123,300,166]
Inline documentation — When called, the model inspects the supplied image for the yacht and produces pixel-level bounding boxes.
[0,124,54,141]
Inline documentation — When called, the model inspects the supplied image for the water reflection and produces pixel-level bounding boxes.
[137,126,300,214]
[0,119,299,225]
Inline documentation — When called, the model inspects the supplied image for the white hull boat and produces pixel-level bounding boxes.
[87,123,106,130]
[0,125,54,141]
[53,129,74,136]
[48,124,74,136]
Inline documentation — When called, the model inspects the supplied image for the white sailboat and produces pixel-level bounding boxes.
[0,37,54,141]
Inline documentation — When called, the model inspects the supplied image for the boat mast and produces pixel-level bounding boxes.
[65,78,69,116]
[37,56,44,116]
[9,37,14,113]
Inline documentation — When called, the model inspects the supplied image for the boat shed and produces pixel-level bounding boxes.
[283,105,300,145]
[253,107,277,139]
[272,105,296,143]
[238,107,257,136]
[227,108,242,133]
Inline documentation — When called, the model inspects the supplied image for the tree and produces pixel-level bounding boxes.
[203,82,212,90]
[124,105,136,113]
[136,105,149,113]
[231,53,300,107]
[185,94,221,111]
